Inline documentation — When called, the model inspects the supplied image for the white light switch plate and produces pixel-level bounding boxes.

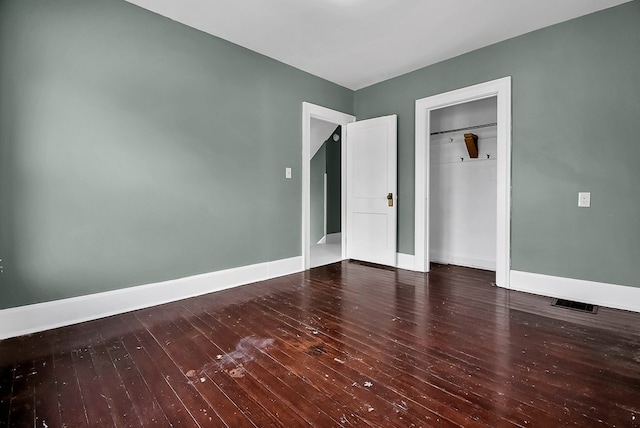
[578,192,590,207]
[285,167,292,179]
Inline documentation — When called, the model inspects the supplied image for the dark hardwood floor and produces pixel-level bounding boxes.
[1,262,639,427]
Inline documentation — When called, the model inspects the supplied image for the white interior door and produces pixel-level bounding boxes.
[346,115,397,266]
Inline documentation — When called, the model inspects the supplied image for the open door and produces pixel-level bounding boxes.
[346,115,397,266]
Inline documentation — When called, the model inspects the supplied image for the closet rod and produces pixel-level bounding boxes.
[430,122,497,136]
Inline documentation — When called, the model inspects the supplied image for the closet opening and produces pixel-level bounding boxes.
[414,77,511,288]
[428,97,497,277]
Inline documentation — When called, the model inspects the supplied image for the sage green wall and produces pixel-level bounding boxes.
[326,128,341,234]
[310,129,341,243]
[355,2,640,288]
[310,145,326,244]
[3,1,638,311]
[0,0,353,309]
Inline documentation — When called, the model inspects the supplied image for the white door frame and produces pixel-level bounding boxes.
[414,77,512,288]
[302,102,356,270]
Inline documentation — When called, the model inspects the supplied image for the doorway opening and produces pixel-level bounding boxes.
[301,103,355,270]
[309,123,343,268]
[414,77,512,288]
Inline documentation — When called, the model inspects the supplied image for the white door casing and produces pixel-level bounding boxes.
[414,77,511,288]
[346,115,398,266]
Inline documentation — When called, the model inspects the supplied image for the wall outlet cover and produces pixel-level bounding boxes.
[578,192,591,207]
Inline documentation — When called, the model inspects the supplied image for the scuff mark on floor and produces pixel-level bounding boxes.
[306,326,319,335]
[307,344,325,356]
[227,365,246,378]
[199,336,274,378]
[362,404,374,413]
[100,394,112,410]
[393,400,409,412]
[216,336,274,368]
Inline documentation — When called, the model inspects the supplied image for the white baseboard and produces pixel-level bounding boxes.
[430,251,496,271]
[396,252,417,271]
[0,256,303,340]
[510,270,640,313]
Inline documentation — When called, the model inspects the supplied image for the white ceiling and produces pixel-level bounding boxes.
[125,0,630,90]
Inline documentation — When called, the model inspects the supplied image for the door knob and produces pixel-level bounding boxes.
[387,192,393,207]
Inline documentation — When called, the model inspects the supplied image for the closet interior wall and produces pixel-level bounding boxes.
[429,97,498,271]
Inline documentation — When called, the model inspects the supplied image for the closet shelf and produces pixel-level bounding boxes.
[430,122,497,136]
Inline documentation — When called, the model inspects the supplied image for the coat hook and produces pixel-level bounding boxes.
[460,157,464,162]
[449,137,454,143]
[486,154,490,159]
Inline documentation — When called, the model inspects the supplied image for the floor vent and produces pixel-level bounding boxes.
[551,298,598,314]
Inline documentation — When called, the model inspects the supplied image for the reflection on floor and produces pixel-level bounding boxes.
[310,241,342,268]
